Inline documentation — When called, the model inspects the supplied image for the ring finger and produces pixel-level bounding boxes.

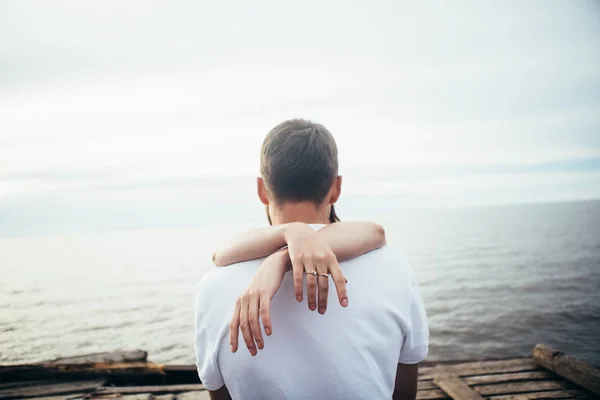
[304,260,317,311]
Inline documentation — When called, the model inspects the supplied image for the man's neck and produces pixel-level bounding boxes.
[270,202,329,225]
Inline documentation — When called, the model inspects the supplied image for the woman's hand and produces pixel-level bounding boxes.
[229,226,350,355]
[283,223,348,315]
[230,249,288,356]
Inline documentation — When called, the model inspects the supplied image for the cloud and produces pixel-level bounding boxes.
[0,0,599,234]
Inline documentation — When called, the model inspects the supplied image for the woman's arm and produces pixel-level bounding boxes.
[212,225,288,266]
[213,221,385,266]
[319,221,386,261]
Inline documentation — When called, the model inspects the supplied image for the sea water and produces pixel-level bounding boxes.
[1,200,599,366]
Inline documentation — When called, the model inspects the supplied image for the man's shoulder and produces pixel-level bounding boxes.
[194,260,264,336]
[196,260,263,298]
[370,245,411,262]
[343,245,415,283]
[350,245,412,268]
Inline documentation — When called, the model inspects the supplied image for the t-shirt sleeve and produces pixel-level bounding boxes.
[194,276,225,390]
[398,274,429,364]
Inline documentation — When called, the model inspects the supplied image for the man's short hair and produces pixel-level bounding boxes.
[260,119,338,205]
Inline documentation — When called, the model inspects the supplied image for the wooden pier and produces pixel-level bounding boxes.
[0,345,597,399]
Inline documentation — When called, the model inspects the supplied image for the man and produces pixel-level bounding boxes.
[195,119,429,399]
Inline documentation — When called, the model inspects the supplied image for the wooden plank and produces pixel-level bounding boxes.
[532,344,600,395]
[420,371,553,389]
[0,381,60,390]
[420,357,537,368]
[177,392,210,400]
[454,359,538,376]
[488,389,587,399]
[163,365,197,372]
[434,374,484,400]
[464,371,553,385]
[474,381,571,396]
[421,358,535,374]
[0,363,165,383]
[110,395,152,400]
[153,395,175,400]
[47,350,147,365]
[420,381,438,390]
[28,395,88,400]
[98,384,206,395]
[417,389,449,400]
[0,379,105,399]
[420,359,538,380]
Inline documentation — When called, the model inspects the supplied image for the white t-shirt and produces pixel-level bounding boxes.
[195,240,429,399]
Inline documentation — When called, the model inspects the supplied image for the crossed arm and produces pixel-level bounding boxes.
[213,221,386,310]
[213,221,386,352]
[213,221,386,266]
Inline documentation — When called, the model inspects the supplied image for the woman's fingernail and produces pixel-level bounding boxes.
[257,340,263,349]
[319,307,325,314]
[296,295,302,302]
[341,298,348,307]
[309,303,316,310]
[265,327,271,335]
[230,345,235,352]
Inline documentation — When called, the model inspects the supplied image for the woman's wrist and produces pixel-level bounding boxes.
[266,248,292,272]
[281,222,311,244]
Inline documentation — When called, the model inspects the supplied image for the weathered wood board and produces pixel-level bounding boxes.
[533,343,600,395]
[1,345,595,400]
[0,379,105,400]
[434,374,484,400]
[47,350,148,365]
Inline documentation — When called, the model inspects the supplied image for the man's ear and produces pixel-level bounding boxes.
[257,177,270,206]
[329,175,342,204]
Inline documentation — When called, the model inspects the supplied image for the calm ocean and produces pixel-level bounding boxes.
[1,200,599,366]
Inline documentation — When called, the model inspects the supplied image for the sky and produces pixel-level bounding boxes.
[1,1,599,235]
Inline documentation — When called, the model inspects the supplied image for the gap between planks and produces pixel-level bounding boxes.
[419,359,539,380]
[474,380,572,396]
